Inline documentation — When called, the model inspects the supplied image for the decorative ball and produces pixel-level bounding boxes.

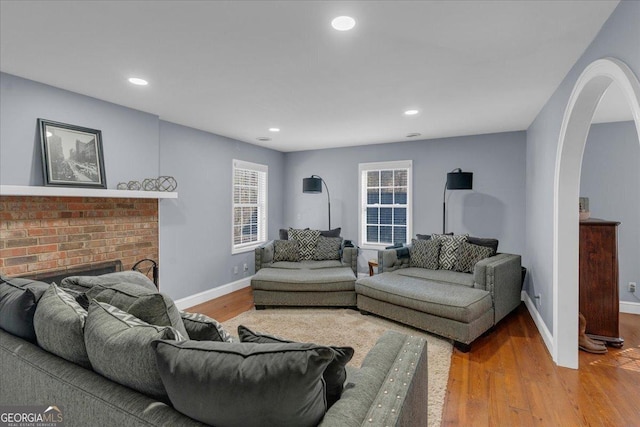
[156,176,178,192]
[142,178,157,191]
[117,182,128,190]
[127,180,141,191]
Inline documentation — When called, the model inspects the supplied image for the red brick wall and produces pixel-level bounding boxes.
[0,196,158,277]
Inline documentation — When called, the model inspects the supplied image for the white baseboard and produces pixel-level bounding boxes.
[175,276,252,310]
[620,301,640,315]
[521,290,554,357]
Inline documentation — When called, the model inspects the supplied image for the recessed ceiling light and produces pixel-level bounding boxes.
[256,137,271,142]
[128,77,148,86]
[331,16,356,31]
[406,133,422,138]
[268,128,280,132]
[404,109,419,116]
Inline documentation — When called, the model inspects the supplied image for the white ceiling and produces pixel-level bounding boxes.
[0,1,628,152]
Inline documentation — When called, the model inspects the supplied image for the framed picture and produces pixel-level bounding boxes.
[38,119,107,188]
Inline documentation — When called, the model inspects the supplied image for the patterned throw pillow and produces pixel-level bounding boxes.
[288,228,320,260]
[432,234,469,270]
[409,239,441,269]
[454,242,495,273]
[273,240,300,262]
[180,310,234,342]
[313,236,342,261]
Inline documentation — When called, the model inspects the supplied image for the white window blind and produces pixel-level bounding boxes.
[232,159,268,254]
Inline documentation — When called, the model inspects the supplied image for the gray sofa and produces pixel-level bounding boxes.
[355,247,522,350]
[0,327,428,427]
[252,240,358,308]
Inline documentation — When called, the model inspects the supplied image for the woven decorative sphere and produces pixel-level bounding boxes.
[117,182,128,190]
[127,180,141,191]
[142,178,157,191]
[156,176,178,192]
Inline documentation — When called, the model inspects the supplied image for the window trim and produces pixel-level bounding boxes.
[231,159,268,254]
[358,160,413,250]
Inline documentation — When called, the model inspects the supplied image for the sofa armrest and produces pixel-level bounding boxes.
[254,240,275,272]
[378,248,410,273]
[475,253,522,323]
[342,246,358,275]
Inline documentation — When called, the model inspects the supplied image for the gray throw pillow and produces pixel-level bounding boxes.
[179,310,234,342]
[409,238,441,270]
[432,234,469,270]
[153,339,333,427]
[85,301,184,398]
[313,236,343,261]
[0,276,49,342]
[237,325,354,408]
[467,236,499,255]
[319,228,342,238]
[288,228,320,261]
[34,283,90,368]
[61,271,157,293]
[454,242,495,273]
[91,282,188,337]
[273,240,300,262]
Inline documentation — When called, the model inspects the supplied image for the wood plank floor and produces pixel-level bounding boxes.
[190,288,640,426]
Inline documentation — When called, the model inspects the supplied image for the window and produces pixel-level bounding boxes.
[359,160,412,248]
[232,159,267,254]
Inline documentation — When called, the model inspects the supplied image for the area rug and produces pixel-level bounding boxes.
[222,308,452,427]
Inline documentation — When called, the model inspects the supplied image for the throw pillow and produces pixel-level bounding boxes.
[61,271,157,293]
[153,339,333,427]
[237,325,354,408]
[91,282,188,337]
[409,238,441,270]
[319,228,342,238]
[432,234,469,270]
[288,228,321,260]
[0,276,49,342]
[454,242,495,273]
[313,236,343,261]
[33,283,90,368]
[279,228,289,240]
[84,301,184,398]
[180,310,234,342]
[467,236,499,255]
[273,240,300,262]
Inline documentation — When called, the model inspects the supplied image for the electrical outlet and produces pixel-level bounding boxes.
[233,266,238,275]
[243,263,249,272]
[629,282,637,293]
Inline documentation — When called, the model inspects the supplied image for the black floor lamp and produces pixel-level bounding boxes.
[303,175,331,229]
[443,168,473,234]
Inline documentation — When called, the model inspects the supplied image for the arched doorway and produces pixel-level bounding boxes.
[554,57,640,368]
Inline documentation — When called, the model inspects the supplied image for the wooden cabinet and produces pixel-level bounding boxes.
[579,219,624,347]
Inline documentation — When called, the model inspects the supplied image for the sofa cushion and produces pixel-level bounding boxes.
[153,339,333,427]
[252,267,356,292]
[237,325,354,408]
[180,310,233,342]
[409,238,440,269]
[432,234,468,270]
[85,301,184,398]
[61,271,157,293]
[455,242,494,273]
[288,228,320,260]
[273,239,300,262]
[270,260,344,270]
[467,236,499,255]
[313,236,342,261]
[396,267,475,288]
[91,282,188,337]
[34,283,90,368]
[0,276,49,342]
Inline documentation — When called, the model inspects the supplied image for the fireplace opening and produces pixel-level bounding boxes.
[19,261,122,285]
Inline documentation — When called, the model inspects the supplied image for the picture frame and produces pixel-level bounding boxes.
[38,119,107,188]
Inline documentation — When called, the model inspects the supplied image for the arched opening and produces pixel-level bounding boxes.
[554,58,640,368]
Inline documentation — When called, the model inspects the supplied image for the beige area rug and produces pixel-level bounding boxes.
[223,308,452,427]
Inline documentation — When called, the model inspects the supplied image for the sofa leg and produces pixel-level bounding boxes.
[454,342,471,353]
[359,309,370,316]
[255,305,266,310]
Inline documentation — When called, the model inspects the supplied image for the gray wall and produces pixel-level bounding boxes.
[0,73,159,186]
[284,131,526,272]
[581,121,640,304]
[158,121,285,300]
[525,0,640,329]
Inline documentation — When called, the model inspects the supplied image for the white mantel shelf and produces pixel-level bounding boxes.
[0,185,178,199]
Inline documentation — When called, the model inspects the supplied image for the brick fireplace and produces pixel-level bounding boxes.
[0,195,159,278]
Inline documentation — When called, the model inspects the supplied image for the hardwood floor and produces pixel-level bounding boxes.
[190,288,640,426]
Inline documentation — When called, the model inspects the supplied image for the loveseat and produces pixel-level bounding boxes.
[0,273,428,427]
[252,228,359,308]
[356,235,522,350]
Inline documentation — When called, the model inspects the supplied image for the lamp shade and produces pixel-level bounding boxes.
[303,177,323,193]
[446,171,473,190]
